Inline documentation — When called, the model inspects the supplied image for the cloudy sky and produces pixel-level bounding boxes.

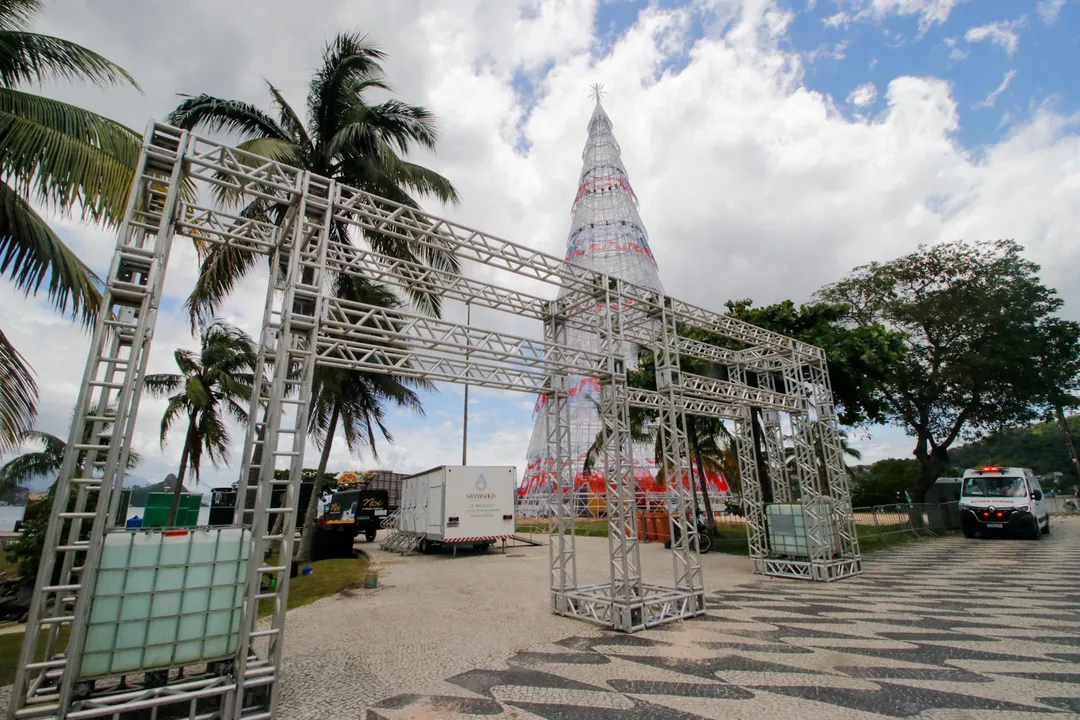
[3,0,1079,493]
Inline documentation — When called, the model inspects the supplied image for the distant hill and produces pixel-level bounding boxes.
[127,480,197,507]
[0,485,30,505]
[948,415,1080,480]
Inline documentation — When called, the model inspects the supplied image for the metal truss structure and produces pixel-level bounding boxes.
[9,123,860,720]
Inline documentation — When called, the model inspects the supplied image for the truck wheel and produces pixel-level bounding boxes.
[365,529,377,542]
[474,542,490,552]
[417,538,429,554]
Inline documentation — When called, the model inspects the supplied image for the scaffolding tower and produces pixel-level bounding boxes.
[9,123,860,720]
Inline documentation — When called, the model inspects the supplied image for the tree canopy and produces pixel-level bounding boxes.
[0,0,140,452]
[723,299,907,427]
[818,239,1080,498]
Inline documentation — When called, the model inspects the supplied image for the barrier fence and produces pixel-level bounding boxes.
[517,496,966,551]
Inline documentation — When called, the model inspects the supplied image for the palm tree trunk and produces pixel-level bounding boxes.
[297,401,340,563]
[750,408,774,503]
[168,411,198,525]
[1054,404,1080,487]
[688,416,716,533]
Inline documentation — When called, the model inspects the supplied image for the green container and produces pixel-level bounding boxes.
[144,492,202,528]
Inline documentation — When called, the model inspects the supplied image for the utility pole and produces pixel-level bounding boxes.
[462,302,470,465]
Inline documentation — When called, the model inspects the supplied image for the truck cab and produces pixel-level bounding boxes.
[958,466,1049,540]
[312,488,390,559]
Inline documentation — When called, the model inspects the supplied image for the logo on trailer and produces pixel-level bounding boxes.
[476,474,488,491]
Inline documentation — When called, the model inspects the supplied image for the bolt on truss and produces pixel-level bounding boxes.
[10,123,860,720]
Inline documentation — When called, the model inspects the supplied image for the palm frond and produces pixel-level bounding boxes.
[194,407,230,472]
[0,447,56,490]
[0,0,42,32]
[307,31,389,145]
[371,143,459,204]
[0,180,102,325]
[265,81,312,151]
[0,88,140,224]
[183,240,261,330]
[166,94,287,141]
[361,99,440,152]
[222,396,250,425]
[0,28,139,89]
[157,394,190,449]
[0,324,35,453]
[235,136,302,166]
[0,427,62,490]
[143,372,182,396]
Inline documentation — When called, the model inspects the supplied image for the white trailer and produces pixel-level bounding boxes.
[399,465,516,553]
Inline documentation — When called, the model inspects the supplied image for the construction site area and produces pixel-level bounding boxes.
[5,92,1080,720]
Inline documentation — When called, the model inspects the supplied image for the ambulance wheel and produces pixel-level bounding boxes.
[365,529,377,542]
[1042,518,1050,535]
[474,542,490,552]
[1026,519,1042,541]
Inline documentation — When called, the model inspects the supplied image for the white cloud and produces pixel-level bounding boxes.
[834,0,966,32]
[976,69,1017,109]
[964,18,1024,55]
[2,0,1079,480]
[847,82,878,107]
[1036,0,1069,25]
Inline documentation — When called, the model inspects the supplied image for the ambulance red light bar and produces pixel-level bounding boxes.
[978,466,1001,473]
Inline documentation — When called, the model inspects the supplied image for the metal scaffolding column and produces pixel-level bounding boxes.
[232,173,334,718]
[8,124,189,720]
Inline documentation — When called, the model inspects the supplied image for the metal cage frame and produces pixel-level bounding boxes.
[8,123,860,720]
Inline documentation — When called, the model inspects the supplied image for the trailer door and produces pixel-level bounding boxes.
[426,472,444,538]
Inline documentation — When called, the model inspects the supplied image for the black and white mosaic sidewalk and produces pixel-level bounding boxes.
[370,521,1080,719]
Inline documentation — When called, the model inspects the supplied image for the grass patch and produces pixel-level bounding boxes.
[517,519,609,537]
[258,556,369,617]
[0,627,70,687]
[0,550,19,578]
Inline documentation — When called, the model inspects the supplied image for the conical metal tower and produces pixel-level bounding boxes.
[520,92,727,510]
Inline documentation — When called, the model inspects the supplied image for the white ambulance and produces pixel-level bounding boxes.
[958,466,1049,540]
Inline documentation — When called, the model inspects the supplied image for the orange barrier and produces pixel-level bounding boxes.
[652,513,671,542]
[639,511,670,542]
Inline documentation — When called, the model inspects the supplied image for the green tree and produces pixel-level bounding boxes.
[166,30,459,328]
[295,280,428,562]
[848,458,921,507]
[0,0,141,452]
[144,321,256,522]
[724,299,907,427]
[819,239,1074,500]
[1031,318,1080,486]
[671,299,903,506]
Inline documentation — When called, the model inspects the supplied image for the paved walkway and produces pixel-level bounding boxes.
[345,519,1080,719]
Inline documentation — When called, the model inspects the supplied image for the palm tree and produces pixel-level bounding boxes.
[0,425,141,494]
[166,30,459,328]
[144,321,256,522]
[295,278,429,562]
[0,0,141,452]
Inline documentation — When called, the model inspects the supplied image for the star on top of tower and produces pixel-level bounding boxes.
[590,82,606,104]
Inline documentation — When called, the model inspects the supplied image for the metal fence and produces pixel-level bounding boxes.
[1045,496,1079,514]
[518,495,967,547]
